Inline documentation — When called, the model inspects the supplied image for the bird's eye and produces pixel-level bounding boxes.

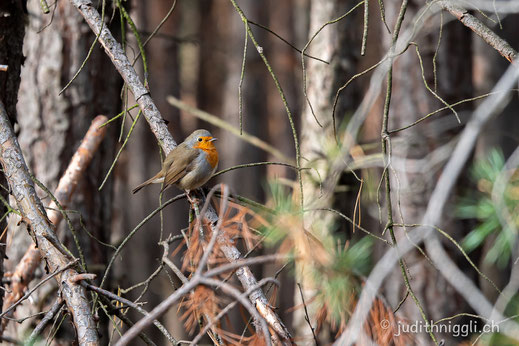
[198,138,203,142]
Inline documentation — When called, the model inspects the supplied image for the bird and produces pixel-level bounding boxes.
[132,129,218,194]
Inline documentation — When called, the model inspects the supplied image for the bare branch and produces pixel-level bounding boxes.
[2,115,108,334]
[0,261,77,319]
[70,0,176,153]
[83,283,177,345]
[438,0,518,63]
[0,101,98,345]
[338,62,519,346]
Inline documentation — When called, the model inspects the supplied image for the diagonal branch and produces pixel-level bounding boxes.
[438,0,517,63]
[68,0,292,343]
[2,115,108,334]
[338,62,519,346]
[70,0,176,153]
[0,101,99,345]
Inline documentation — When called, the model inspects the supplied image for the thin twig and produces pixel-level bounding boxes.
[83,283,177,345]
[379,0,437,343]
[297,283,319,345]
[167,96,293,164]
[26,298,65,345]
[1,261,77,319]
[99,194,186,288]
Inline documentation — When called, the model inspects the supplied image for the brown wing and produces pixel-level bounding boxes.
[163,144,199,187]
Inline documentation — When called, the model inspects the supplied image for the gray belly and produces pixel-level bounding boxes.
[177,154,217,190]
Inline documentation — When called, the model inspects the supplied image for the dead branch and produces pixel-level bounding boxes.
[82,282,176,345]
[0,261,77,319]
[112,265,274,346]
[2,115,108,336]
[68,0,292,343]
[438,0,518,63]
[0,101,99,345]
[95,294,157,346]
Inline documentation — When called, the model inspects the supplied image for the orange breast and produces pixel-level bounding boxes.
[195,141,218,169]
[204,148,218,169]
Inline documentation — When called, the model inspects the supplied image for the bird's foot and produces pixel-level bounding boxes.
[186,190,200,205]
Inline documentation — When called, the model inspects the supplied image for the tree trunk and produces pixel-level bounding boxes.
[298,0,361,340]
[0,0,25,324]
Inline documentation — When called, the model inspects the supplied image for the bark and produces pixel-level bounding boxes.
[438,0,517,63]
[298,0,361,340]
[0,101,98,345]
[0,0,25,323]
[2,116,108,334]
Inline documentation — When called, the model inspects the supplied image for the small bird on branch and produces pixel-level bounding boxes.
[132,129,218,194]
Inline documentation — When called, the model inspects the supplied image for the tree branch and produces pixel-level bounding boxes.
[82,282,176,345]
[0,101,99,345]
[2,115,108,335]
[438,0,518,63]
[70,0,176,153]
[338,62,519,346]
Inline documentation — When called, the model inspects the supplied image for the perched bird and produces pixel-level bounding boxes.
[132,129,218,194]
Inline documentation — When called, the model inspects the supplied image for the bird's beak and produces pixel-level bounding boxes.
[209,137,218,142]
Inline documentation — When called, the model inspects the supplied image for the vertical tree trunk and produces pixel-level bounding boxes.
[0,0,25,322]
[298,0,361,340]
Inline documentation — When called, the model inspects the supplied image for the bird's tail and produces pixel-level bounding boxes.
[132,176,164,194]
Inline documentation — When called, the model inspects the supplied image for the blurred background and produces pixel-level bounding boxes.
[2,0,519,344]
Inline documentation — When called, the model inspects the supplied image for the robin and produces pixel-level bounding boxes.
[132,129,218,194]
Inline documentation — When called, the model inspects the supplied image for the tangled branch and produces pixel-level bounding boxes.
[0,101,99,345]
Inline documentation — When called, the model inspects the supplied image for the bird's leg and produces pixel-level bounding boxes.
[186,190,194,204]
[187,190,205,238]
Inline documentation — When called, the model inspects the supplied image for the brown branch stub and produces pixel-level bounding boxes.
[438,0,518,63]
[48,114,108,225]
[68,273,97,284]
[0,102,99,346]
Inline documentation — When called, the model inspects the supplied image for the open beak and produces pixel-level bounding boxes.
[209,137,218,142]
